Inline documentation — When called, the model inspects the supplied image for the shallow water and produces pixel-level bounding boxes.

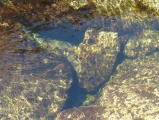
[0,1,159,119]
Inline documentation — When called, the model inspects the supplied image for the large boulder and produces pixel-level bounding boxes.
[0,30,73,119]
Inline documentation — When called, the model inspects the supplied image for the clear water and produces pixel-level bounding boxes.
[29,9,159,109]
[0,1,159,119]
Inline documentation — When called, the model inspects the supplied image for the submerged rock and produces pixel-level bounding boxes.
[55,101,159,120]
[107,52,159,85]
[124,29,159,58]
[77,29,120,91]
[95,52,159,119]
[0,40,73,119]
[0,0,159,119]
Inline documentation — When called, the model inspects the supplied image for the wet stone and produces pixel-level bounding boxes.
[77,29,120,92]
[124,29,159,58]
[0,45,73,119]
[108,52,159,85]
[95,52,159,119]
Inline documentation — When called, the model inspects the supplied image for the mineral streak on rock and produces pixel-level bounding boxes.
[0,47,73,119]
[0,26,27,54]
[77,29,120,92]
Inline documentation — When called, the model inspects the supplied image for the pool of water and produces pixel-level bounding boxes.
[0,0,159,119]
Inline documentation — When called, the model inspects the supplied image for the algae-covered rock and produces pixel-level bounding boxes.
[124,29,159,58]
[96,84,159,119]
[93,0,135,15]
[77,29,120,92]
[0,41,73,119]
[82,94,96,106]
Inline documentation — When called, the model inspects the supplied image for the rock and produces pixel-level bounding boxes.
[95,52,159,119]
[77,29,120,92]
[69,0,88,10]
[124,29,159,58]
[108,51,159,85]
[55,102,159,120]
[0,0,159,119]
[55,106,106,120]
[0,39,73,119]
